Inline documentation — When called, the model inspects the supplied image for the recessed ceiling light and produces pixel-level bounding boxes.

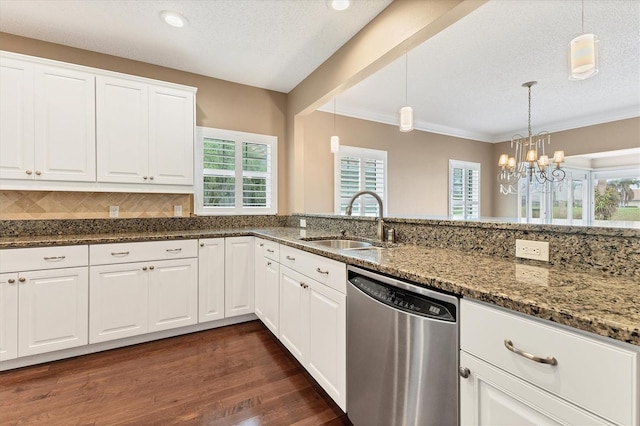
[330,0,351,11]
[160,10,187,28]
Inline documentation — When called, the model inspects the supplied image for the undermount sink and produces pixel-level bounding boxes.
[308,239,373,249]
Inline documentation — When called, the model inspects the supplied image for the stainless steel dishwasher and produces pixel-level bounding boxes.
[347,265,459,426]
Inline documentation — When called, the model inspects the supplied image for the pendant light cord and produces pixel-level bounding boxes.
[581,0,584,33]
[527,84,532,138]
[404,53,408,105]
[333,98,337,132]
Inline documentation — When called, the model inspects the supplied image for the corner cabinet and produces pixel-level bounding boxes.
[459,299,639,426]
[0,56,96,182]
[96,76,194,186]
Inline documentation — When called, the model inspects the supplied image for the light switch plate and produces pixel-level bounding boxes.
[515,239,549,262]
[300,219,306,228]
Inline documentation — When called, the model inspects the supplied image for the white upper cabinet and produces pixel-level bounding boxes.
[0,51,196,191]
[96,77,194,186]
[0,57,96,182]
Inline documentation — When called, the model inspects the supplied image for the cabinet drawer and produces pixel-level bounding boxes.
[461,299,638,426]
[280,245,346,294]
[256,238,280,261]
[90,239,197,265]
[0,245,88,273]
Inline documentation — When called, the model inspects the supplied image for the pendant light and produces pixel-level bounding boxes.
[399,53,414,132]
[569,0,598,80]
[330,98,340,153]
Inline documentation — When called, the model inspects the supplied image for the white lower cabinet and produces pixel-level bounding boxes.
[460,299,638,426]
[225,237,254,318]
[89,240,198,343]
[0,246,89,360]
[279,262,347,411]
[254,238,280,336]
[198,238,225,323]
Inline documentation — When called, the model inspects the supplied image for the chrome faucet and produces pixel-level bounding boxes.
[345,190,385,242]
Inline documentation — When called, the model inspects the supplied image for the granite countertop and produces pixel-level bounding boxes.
[1,227,638,347]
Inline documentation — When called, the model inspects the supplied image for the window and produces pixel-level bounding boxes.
[449,160,480,219]
[195,127,277,215]
[334,146,387,216]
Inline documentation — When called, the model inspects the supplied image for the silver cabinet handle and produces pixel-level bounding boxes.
[267,261,272,266]
[143,176,148,180]
[266,248,275,253]
[459,366,470,379]
[166,248,182,253]
[18,277,26,283]
[44,256,66,261]
[142,266,148,271]
[111,251,130,256]
[200,243,205,247]
[35,170,41,175]
[149,176,154,180]
[26,170,33,175]
[504,339,558,366]
[316,267,329,275]
[286,256,295,261]
[149,265,155,270]
[299,282,308,289]
[7,278,16,284]
[259,243,264,247]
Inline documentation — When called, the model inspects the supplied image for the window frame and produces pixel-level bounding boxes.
[334,145,387,216]
[195,126,277,215]
[448,159,481,219]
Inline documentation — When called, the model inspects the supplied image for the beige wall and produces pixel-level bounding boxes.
[0,32,288,217]
[303,111,495,216]
[492,117,640,218]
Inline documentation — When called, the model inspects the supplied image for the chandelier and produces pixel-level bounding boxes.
[497,81,566,195]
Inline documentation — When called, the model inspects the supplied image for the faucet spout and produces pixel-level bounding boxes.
[345,190,385,242]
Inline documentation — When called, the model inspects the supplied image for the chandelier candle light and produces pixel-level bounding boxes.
[497,81,566,195]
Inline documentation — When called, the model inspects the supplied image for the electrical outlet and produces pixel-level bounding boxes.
[515,239,549,262]
[109,205,119,218]
[300,229,307,238]
[300,219,306,228]
[174,205,183,217]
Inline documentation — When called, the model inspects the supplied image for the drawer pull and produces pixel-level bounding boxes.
[286,256,295,261]
[166,248,182,253]
[259,243,264,247]
[266,248,275,253]
[43,255,66,261]
[459,366,470,379]
[149,266,155,270]
[299,282,308,289]
[18,277,26,283]
[316,267,329,275]
[142,266,148,271]
[200,243,205,247]
[111,251,130,256]
[267,261,272,266]
[504,339,558,366]
[7,278,16,284]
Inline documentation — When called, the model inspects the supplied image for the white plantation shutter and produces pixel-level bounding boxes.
[196,127,277,215]
[335,146,387,216]
[449,160,480,219]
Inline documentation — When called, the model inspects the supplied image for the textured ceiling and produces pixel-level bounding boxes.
[323,0,640,142]
[0,0,392,93]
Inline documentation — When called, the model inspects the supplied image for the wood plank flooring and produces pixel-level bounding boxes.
[0,321,351,425]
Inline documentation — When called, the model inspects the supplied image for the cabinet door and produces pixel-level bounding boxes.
[307,279,346,411]
[148,85,194,185]
[225,237,254,317]
[148,258,198,332]
[278,266,308,364]
[254,242,267,322]
[96,76,149,183]
[89,262,148,343]
[262,260,280,336]
[0,273,18,361]
[18,267,89,356]
[33,65,95,182]
[460,351,612,426]
[0,57,34,180]
[198,238,225,323]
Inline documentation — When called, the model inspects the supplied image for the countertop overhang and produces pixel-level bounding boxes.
[1,227,638,347]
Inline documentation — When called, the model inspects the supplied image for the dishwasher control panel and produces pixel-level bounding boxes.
[349,275,456,322]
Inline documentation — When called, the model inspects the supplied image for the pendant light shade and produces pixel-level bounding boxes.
[399,106,414,132]
[330,135,340,153]
[569,33,598,80]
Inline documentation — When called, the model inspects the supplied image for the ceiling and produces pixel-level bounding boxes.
[323,0,640,142]
[1,0,638,144]
[0,0,391,93]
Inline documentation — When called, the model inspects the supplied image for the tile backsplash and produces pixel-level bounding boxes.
[0,191,192,220]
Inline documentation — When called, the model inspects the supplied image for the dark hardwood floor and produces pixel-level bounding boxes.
[0,321,351,425]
